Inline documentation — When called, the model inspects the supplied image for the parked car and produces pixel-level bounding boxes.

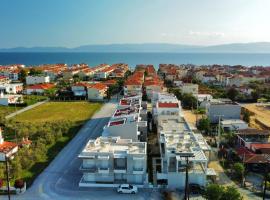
[189,183,205,194]
[117,184,138,194]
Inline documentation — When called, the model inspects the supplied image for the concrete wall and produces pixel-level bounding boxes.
[207,104,241,123]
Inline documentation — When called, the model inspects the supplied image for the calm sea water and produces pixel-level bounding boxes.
[0,52,270,68]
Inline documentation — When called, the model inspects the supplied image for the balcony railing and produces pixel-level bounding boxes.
[98,167,110,173]
[79,165,96,173]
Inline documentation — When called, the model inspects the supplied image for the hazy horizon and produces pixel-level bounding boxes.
[1,0,270,48]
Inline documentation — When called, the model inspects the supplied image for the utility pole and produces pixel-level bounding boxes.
[5,155,10,200]
[263,163,269,200]
[214,115,224,149]
[180,153,195,200]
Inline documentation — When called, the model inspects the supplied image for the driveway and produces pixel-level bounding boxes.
[6,98,162,200]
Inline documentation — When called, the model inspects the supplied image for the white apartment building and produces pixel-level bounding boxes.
[78,136,147,187]
[152,92,212,189]
[26,75,50,85]
[0,93,23,106]
[156,116,211,189]
[102,95,148,142]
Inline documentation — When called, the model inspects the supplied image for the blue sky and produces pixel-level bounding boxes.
[1,0,270,48]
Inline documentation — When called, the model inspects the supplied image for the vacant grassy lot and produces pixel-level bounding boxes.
[14,101,102,124]
[0,106,17,117]
[3,101,102,186]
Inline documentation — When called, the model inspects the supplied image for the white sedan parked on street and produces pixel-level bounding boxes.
[117,184,138,194]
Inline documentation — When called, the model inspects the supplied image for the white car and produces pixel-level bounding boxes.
[117,184,138,194]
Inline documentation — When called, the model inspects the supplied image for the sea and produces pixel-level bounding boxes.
[0,52,270,68]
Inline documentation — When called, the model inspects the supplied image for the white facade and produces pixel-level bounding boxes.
[26,76,50,85]
[179,83,198,97]
[78,137,147,186]
[102,95,147,142]
[153,92,211,189]
[0,83,23,94]
[221,119,248,131]
[87,87,107,101]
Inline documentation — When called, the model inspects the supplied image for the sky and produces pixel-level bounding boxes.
[1,0,270,48]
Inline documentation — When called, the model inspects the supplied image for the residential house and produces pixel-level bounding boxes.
[78,136,147,187]
[26,75,50,85]
[87,83,108,101]
[26,83,55,95]
[206,99,241,123]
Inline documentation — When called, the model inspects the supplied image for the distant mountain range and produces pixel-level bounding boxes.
[1,42,270,53]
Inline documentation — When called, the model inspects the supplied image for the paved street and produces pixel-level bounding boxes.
[6,98,162,200]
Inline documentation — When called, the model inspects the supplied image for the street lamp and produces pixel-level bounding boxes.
[179,152,195,200]
[214,114,224,149]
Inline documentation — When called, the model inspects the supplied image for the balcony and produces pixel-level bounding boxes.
[79,164,96,173]
[133,167,144,174]
[114,167,127,173]
[98,167,110,174]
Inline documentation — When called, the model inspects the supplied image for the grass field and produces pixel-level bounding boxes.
[5,101,103,185]
[0,106,17,118]
[14,101,102,124]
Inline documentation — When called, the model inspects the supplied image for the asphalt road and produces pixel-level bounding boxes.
[7,98,161,200]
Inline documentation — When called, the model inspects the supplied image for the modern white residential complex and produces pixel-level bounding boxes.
[153,92,212,189]
[102,95,148,142]
[79,136,147,187]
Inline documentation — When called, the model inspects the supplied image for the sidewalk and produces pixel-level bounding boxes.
[5,99,49,119]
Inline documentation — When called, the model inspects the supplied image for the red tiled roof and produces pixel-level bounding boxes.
[0,141,17,154]
[158,102,179,108]
[73,82,92,88]
[88,83,107,91]
[26,83,55,90]
[251,143,270,150]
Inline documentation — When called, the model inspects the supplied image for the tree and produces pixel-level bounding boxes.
[251,90,259,102]
[29,68,43,76]
[14,179,24,192]
[227,88,239,101]
[204,184,224,200]
[181,93,197,109]
[233,162,245,184]
[243,110,250,123]
[0,179,3,188]
[221,186,243,200]
[204,184,243,200]
[19,69,27,83]
[197,117,211,134]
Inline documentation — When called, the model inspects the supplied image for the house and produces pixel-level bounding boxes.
[71,82,91,96]
[87,83,108,101]
[26,75,50,85]
[154,95,212,188]
[144,79,163,100]
[0,76,10,84]
[221,119,248,131]
[236,129,270,170]
[0,93,23,106]
[78,136,147,187]
[102,95,148,141]
[206,99,241,123]
[26,83,55,95]
[0,128,18,161]
[124,80,142,96]
[179,83,198,97]
[0,83,23,94]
